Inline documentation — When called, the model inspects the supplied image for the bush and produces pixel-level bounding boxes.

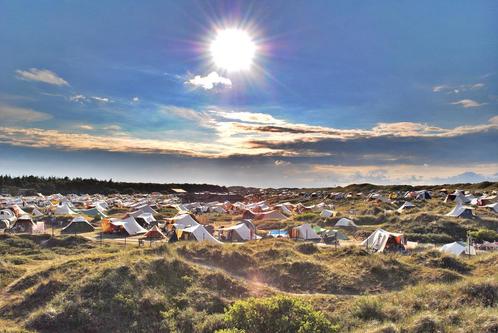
[222,295,337,333]
[470,229,498,242]
[351,297,386,321]
[296,242,319,255]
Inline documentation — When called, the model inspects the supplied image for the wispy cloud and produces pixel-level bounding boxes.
[451,99,486,108]
[0,104,52,124]
[69,94,111,104]
[186,72,232,90]
[433,82,485,94]
[15,68,69,86]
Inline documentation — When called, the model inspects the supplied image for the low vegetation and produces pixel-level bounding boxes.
[1,234,496,333]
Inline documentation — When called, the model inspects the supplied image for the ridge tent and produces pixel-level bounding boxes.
[334,217,357,228]
[440,241,476,256]
[80,208,107,219]
[397,201,415,213]
[218,223,255,241]
[32,208,44,217]
[55,203,78,216]
[169,213,200,228]
[290,223,321,240]
[110,216,147,235]
[61,216,95,234]
[178,225,222,244]
[362,228,406,253]
[484,202,498,213]
[143,225,166,240]
[135,212,156,228]
[320,209,334,218]
[446,205,474,218]
[11,215,36,233]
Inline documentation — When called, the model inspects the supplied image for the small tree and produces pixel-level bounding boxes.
[220,295,337,333]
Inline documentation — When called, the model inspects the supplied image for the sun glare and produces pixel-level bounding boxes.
[210,28,256,72]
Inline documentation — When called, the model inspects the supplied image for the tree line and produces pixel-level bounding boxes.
[0,175,228,195]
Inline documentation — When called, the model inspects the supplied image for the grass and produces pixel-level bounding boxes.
[0,231,497,333]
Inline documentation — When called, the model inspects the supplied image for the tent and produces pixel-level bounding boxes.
[32,208,44,217]
[440,241,476,256]
[446,205,474,218]
[178,225,221,244]
[80,207,107,218]
[416,190,432,200]
[110,216,147,235]
[0,219,11,229]
[9,205,29,218]
[322,229,349,243]
[397,201,415,213]
[61,216,95,234]
[143,225,166,240]
[290,223,321,240]
[0,209,17,223]
[218,223,255,241]
[169,213,199,228]
[135,213,156,228]
[320,209,334,218]
[484,202,498,213]
[11,215,36,233]
[55,203,78,215]
[280,205,293,216]
[334,217,357,227]
[362,228,406,253]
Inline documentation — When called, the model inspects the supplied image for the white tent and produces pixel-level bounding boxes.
[334,217,357,227]
[397,201,415,213]
[32,208,44,217]
[446,204,474,218]
[361,228,406,253]
[0,209,17,223]
[221,223,256,241]
[484,202,498,213]
[71,215,88,223]
[55,203,78,215]
[293,223,320,240]
[440,241,476,256]
[110,216,146,235]
[181,225,222,244]
[280,205,293,217]
[320,209,334,218]
[170,213,199,228]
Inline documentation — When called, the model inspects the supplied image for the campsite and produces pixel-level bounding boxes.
[1,178,497,333]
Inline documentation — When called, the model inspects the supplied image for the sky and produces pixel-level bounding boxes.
[0,0,497,188]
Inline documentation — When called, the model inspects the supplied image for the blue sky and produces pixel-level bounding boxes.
[0,0,497,187]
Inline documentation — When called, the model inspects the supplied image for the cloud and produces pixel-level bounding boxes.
[451,99,485,108]
[16,68,69,86]
[132,97,139,102]
[0,104,52,124]
[186,72,232,90]
[69,95,88,103]
[69,95,111,104]
[490,116,498,124]
[78,125,95,130]
[102,125,122,131]
[433,82,485,94]
[91,96,110,103]
[160,105,209,123]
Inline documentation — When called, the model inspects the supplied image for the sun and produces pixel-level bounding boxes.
[210,28,256,72]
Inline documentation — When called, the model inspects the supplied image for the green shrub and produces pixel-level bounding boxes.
[469,229,498,242]
[222,295,337,333]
